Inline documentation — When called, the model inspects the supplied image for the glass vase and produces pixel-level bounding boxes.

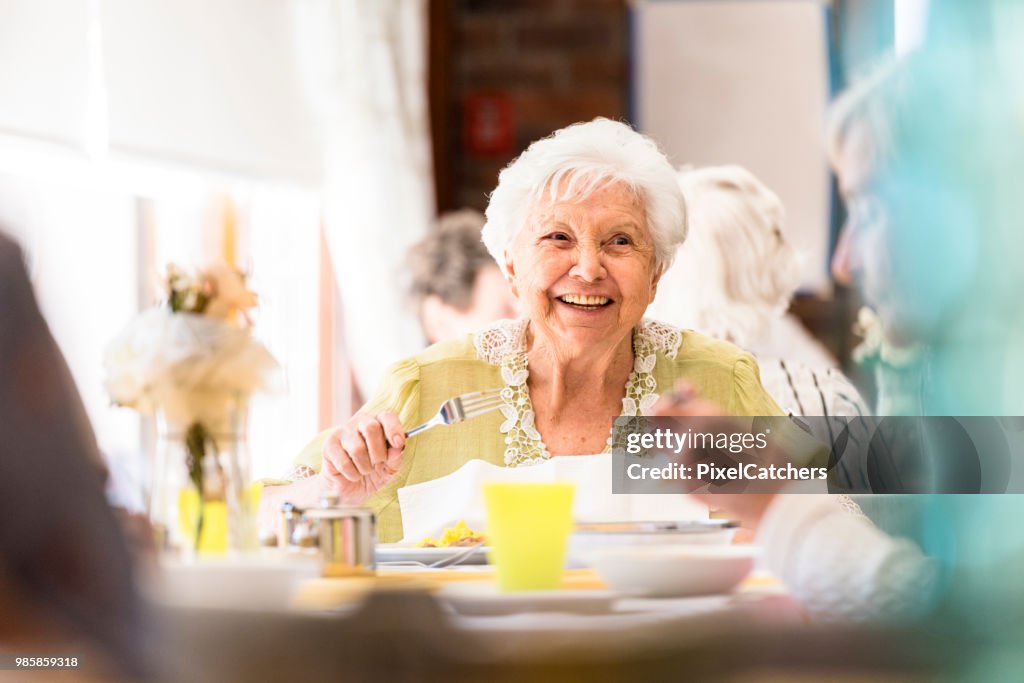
[149,392,257,555]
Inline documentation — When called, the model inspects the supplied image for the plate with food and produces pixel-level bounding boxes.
[377,520,491,565]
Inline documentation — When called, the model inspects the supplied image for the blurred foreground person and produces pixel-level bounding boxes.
[648,165,868,419]
[827,56,1024,415]
[407,209,517,344]
[827,32,1024,678]
[658,27,1024,657]
[0,230,147,680]
[655,384,935,624]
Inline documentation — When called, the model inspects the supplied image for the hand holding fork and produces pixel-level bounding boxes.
[321,388,503,505]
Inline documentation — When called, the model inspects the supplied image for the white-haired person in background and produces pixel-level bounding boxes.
[261,118,782,542]
[649,160,935,626]
[647,165,869,421]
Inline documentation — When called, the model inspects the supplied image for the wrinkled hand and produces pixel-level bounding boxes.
[652,380,776,529]
[320,411,406,506]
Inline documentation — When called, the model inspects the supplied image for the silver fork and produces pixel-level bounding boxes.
[405,388,504,439]
[376,543,486,569]
[428,543,487,569]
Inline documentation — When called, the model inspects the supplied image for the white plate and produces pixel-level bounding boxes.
[437,582,616,616]
[590,545,757,598]
[375,543,490,565]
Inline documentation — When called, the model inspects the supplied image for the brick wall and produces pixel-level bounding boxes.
[442,0,630,211]
[432,0,861,377]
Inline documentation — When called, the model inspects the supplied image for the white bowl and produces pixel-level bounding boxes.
[589,545,756,598]
[568,520,736,567]
[145,554,320,611]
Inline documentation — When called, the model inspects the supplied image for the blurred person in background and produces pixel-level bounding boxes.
[650,165,834,368]
[0,230,147,680]
[407,209,518,345]
[647,164,869,420]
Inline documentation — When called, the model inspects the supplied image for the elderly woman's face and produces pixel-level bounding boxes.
[505,181,659,352]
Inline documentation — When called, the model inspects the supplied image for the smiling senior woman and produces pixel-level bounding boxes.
[262,118,782,541]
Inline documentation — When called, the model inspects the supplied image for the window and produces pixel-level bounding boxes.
[0,138,337,508]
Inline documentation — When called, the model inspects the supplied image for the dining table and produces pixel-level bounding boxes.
[145,558,940,683]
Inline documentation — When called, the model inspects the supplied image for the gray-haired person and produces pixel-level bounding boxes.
[407,209,517,345]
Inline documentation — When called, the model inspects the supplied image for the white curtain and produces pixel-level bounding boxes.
[294,0,434,399]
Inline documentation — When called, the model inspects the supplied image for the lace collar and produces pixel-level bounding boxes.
[473,318,683,467]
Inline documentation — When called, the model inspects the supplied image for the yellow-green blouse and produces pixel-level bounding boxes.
[289,318,782,542]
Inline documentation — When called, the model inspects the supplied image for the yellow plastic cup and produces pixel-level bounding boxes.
[483,482,575,592]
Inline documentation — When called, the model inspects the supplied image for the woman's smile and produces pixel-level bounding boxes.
[554,292,615,314]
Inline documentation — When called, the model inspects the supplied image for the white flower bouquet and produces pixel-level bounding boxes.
[104,263,281,550]
[105,264,281,427]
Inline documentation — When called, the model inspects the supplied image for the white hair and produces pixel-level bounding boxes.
[647,165,803,348]
[482,118,687,271]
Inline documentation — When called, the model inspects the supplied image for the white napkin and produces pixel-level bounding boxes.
[397,454,707,544]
